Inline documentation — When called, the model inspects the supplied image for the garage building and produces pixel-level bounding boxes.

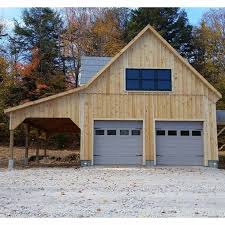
[4,25,221,168]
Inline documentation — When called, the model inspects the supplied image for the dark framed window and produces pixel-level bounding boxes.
[168,130,177,136]
[180,130,190,136]
[126,68,172,91]
[156,130,165,136]
[107,130,116,135]
[95,130,104,135]
[132,130,141,135]
[192,130,201,136]
[120,130,129,135]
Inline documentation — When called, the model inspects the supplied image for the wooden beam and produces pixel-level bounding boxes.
[44,142,47,158]
[218,126,225,136]
[36,130,41,164]
[24,123,29,160]
[36,139,40,164]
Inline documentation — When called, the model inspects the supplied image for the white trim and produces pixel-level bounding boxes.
[123,67,174,93]
[153,118,205,166]
[92,118,145,166]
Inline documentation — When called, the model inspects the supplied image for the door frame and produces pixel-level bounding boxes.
[154,118,206,166]
[92,118,145,165]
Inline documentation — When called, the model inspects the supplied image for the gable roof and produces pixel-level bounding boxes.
[4,25,221,114]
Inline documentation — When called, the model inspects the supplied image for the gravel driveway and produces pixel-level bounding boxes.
[0,167,225,217]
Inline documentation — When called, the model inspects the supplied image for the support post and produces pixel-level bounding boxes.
[44,142,47,159]
[36,138,40,164]
[8,129,15,170]
[24,123,29,165]
[44,132,48,159]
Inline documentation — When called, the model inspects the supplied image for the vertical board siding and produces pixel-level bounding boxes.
[79,30,218,164]
[10,29,219,165]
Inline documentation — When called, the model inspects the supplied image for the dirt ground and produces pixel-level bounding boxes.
[0,167,225,217]
[0,146,80,168]
[1,145,225,168]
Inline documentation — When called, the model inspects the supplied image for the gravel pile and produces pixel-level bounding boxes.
[0,167,225,217]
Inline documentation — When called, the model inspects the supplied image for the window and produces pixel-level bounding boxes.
[120,130,129,135]
[107,130,116,135]
[156,130,165,136]
[132,130,141,135]
[95,130,104,135]
[126,68,172,91]
[192,130,201,136]
[168,130,177,136]
[180,130,189,136]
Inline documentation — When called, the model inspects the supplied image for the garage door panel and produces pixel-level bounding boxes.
[94,120,143,165]
[156,121,203,166]
[155,121,202,130]
[94,156,142,165]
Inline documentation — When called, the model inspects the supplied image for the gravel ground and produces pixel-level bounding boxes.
[0,167,225,217]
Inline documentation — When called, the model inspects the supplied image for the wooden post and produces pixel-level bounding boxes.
[8,129,15,169]
[44,142,47,158]
[36,138,40,164]
[24,123,29,165]
[43,132,47,159]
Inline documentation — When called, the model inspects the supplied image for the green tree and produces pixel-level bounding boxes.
[8,7,66,106]
[192,8,225,108]
[0,57,13,142]
[126,8,194,61]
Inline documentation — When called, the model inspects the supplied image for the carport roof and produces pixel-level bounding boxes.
[23,118,80,134]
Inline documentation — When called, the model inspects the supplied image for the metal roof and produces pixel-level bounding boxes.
[217,110,225,125]
[80,56,112,85]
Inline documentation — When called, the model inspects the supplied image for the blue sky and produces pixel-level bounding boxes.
[0,7,210,27]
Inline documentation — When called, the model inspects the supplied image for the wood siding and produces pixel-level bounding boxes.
[8,29,219,166]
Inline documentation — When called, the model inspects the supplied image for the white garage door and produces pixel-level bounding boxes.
[94,121,143,165]
[156,121,203,166]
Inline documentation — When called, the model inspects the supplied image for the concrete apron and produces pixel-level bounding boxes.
[81,160,218,168]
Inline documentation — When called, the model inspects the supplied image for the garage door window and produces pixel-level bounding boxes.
[95,130,104,135]
[168,130,177,136]
[132,130,141,135]
[192,130,201,136]
[107,130,116,135]
[120,130,129,135]
[180,130,189,136]
[156,130,165,136]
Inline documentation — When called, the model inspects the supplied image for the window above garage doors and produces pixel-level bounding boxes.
[125,68,172,91]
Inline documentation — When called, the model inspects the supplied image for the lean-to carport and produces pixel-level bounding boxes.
[4,88,83,169]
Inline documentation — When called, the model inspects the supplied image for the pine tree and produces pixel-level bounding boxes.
[126,8,194,61]
[9,7,66,104]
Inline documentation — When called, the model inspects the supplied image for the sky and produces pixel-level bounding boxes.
[0,7,211,29]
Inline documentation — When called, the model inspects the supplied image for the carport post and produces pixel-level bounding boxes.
[24,123,29,165]
[36,138,40,164]
[8,129,15,170]
[44,142,47,159]
[43,133,48,159]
